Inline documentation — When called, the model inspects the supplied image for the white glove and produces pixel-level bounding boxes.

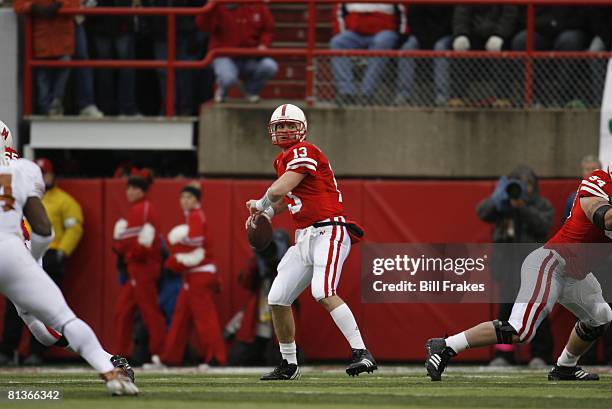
[168,224,189,245]
[137,223,155,247]
[113,219,127,240]
[453,35,470,51]
[176,248,205,267]
[485,35,504,52]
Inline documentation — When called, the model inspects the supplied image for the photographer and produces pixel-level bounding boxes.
[477,165,554,367]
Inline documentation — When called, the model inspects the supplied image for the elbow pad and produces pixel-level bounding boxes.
[30,230,54,260]
[593,205,612,230]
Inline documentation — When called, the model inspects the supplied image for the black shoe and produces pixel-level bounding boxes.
[110,355,135,383]
[260,359,300,381]
[548,365,599,381]
[346,349,377,376]
[425,338,456,381]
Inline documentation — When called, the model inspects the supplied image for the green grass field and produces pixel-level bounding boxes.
[1,367,612,409]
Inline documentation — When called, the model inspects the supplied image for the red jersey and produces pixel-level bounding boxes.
[166,207,216,274]
[546,170,612,278]
[274,141,344,229]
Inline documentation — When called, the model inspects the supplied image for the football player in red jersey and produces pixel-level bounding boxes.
[426,164,612,382]
[246,104,376,380]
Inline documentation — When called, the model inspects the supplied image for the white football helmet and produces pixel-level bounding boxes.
[0,120,14,163]
[268,104,307,149]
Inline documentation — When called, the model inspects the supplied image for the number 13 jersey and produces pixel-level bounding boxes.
[274,141,344,229]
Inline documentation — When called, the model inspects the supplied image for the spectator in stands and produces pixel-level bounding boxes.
[149,0,207,115]
[196,2,277,104]
[477,165,555,368]
[511,7,590,107]
[74,0,104,117]
[89,0,140,116]
[330,3,404,106]
[113,169,167,362]
[586,7,612,106]
[395,5,453,106]
[14,0,79,115]
[149,182,227,367]
[562,154,601,222]
[226,230,291,366]
[450,5,519,107]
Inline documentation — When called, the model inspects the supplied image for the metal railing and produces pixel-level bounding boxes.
[18,0,612,116]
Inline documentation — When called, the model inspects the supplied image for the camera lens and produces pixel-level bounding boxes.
[506,181,522,200]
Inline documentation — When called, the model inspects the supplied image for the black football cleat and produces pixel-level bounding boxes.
[346,349,377,377]
[260,359,300,381]
[425,338,456,381]
[110,355,135,383]
[548,365,599,381]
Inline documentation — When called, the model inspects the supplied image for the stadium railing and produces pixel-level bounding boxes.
[17,0,612,116]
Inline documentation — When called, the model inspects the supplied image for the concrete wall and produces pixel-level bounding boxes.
[198,104,600,178]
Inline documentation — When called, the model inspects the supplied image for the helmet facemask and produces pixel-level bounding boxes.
[268,119,307,149]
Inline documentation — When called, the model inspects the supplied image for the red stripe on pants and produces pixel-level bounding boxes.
[519,251,553,340]
[323,225,338,297]
[330,225,344,296]
[522,260,558,342]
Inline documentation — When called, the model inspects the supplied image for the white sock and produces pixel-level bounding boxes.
[62,318,114,373]
[279,342,297,365]
[330,303,366,350]
[557,347,579,367]
[445,332,470,354]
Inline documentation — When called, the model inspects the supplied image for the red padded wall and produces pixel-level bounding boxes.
[0,178,584,362]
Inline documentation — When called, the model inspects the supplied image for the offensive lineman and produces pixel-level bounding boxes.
[246,104,376,380]
[0,121,137,395]
[426,163,612,381]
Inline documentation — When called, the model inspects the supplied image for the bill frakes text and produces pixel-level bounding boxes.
[372,280,486,292]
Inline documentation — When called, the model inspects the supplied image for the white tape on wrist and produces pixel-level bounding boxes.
[263,206,275,219]
[255,189,274,211]
[30,230,54,260]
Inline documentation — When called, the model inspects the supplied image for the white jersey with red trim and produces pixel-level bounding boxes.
[274,141,344,229]
[0,158,45,239]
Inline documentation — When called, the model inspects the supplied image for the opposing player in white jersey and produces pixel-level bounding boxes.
[0,120,137,395]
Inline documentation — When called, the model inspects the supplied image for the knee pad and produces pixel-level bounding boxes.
[493,320,517,344]
[575,321,609,342]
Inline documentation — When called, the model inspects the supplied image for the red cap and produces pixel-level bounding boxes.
[36,158,54,174]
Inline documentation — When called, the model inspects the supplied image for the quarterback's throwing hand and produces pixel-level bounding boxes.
[246,199,259,215]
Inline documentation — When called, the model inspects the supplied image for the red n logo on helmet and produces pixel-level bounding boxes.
[1,127,8,140]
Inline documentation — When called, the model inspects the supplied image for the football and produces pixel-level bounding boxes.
[247,213,273,251]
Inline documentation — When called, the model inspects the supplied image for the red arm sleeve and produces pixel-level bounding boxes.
[332,3,344,35]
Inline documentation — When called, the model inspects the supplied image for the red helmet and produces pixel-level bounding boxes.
[268,104,307,149]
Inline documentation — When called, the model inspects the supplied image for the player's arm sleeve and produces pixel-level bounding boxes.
[475,197,500,223]
[518,198,554,238]
[283,145,318,177]
[57,195,84,256]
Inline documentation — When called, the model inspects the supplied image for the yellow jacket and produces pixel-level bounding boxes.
[42,186,84,256]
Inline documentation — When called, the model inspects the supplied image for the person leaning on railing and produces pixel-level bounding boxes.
[510,6,590,108]
[196,0,278,104]
[330,2,406,106]
[449,4,519,108]
[14,0,79,116]
[395,5,453,107]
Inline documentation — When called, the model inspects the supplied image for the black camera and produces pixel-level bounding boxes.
[505,179,523,200]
